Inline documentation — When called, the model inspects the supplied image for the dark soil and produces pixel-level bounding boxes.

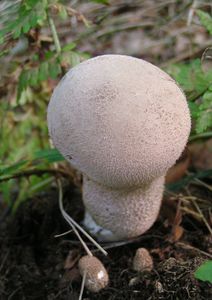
[0,184,211,300]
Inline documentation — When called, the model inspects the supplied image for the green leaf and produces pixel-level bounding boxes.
[29,68,39,86]
[62,42,77,52]
[70,51,81,66]
[196,110,212,133]
[0,0,48,41]
[196,91,212,133]
[30,12,40,27]
[90,0,110,4]
[58,5,68,20]
[195,260,212,283]
[12,27,22,39]
[167,59,211,101]
[23,21,31,34]
[197,10,212,35]
[48,62,62,79]
[33,148,64,163]
[0,149,64,180]
[0,49,9,58]
[18,70,31,98]
[45,51,55,60]
[0,36,4,44]
[0,160,28,177]
[188,101,199,119]
[38,61,49,81]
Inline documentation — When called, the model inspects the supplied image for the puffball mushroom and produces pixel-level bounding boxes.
[132,248,153,272]
[47,55,191,241]
[78,255,109,292]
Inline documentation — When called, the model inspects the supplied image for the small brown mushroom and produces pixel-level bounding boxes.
[132,248,153,272]
[78,255,109,292]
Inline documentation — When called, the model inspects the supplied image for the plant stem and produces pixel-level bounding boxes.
[192,198,212,235]
[47,13,61,54]
[0,168,70,183]
[189,131,212,142]
[79,271,86,300]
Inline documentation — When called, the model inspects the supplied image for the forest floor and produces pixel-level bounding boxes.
[0,1,212,299]
[0,176,211,299]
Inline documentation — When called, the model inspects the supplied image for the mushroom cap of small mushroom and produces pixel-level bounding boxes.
[132,248,153,272]
[47,55,191,189]
[78,255,109,292]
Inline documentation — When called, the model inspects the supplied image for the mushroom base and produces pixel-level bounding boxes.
[82,176,165,241]
[83,211,119,241]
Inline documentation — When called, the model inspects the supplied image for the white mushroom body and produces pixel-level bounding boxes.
[47,55,191,241]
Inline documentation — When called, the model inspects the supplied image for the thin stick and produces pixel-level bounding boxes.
[187,0,198,26]
[0,168,69,183]
[64,215,93,257]
[79,272,86,300]
[58,180,93,256]
[47,13,61,54]
[57,179,108,256]
[192,199,212,235]
[0,251,9,273]
[189,131,212,142]
[54,229,73,238]
[63,210,108,256]
[176,242,212,259]
[193,178,212,192]
[180,207,202,219]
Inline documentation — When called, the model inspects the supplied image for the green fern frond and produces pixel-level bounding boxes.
[197,9,212,35]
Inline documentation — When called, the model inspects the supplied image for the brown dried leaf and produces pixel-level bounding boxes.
[171,225,184,242]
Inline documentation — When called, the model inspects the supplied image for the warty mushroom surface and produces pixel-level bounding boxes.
[47,54,191,241]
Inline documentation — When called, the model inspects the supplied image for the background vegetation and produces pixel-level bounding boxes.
[0,0,212,207]
[0,0,211,287]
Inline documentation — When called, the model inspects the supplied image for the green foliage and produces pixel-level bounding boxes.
[0,0,90,207]
[196,89,212,133]
[0,92,51,204]
[0,0,88,101]
[0,1,211,208]
[194,260,212,283]
[17,58,62,99]
[0,148,64,179]
[33,148,64,163]
[90,0,110,5]
[166,9,212,136]
[196,10,212,35]
[0,147,63,209]
[167,59,212,134]
[0,0,48,43]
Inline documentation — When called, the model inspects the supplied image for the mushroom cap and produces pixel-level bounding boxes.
[78,255,109,292]
[47,55,191,189]
[132,248,153,272]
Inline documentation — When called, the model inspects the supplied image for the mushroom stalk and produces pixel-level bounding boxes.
[82,176,165,241]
